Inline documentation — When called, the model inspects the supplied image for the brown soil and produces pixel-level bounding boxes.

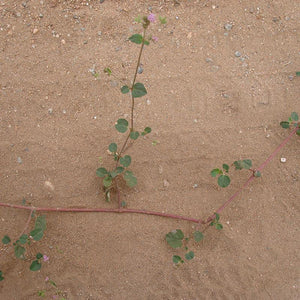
[0,0,299,299]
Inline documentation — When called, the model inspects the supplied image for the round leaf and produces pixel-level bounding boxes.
[216,223,223,230]
[211,168,221,177]
[242,159,252,169]
[132,83,147,98]
[280,121,290,129]
[254,170,261,178]
[193,231,204,242]
[120,155,131,167]
[130,131,139,140]
[35,215,46,231]
[124,171,137,187]
[166,229,184,249]
[36,252,43,259]
[108,143,117,153]
[115,124,128,133]
[14,245,26,258]
[222,164,229,172]
[30,260,41,271]
[19,234,28,245]
[218,175,231,188]
[30,228,44,241]
[96,167,108,178]
[2,235,11,244]
[121,85,130,94]
[129,34,143,44]
[185,251,195,260]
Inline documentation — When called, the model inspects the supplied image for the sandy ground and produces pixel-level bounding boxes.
[0,0,299,299]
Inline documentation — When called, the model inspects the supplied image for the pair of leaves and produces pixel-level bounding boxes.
[166,230,204,249]
[233,159,252,170]
[173,251,194,264]
[211,164,231,188]
[129,34,150,45]
[121,83,147,98]
[30,215,46,242]
[210,213,223,230]
[280,112,299,135]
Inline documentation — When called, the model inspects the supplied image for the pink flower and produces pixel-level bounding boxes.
[152,36,159,42]
[43,255,49,262]
[45,276,49,282]
[147,13,156,23]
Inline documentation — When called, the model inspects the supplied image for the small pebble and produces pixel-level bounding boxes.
[193,184,198,188]
[44,181,55,191]
[234,51,241,57]
[97,31,102,36]
[280,158,286,163]
[48,108,53,114]
[163,179,170,188]
[33,28,39,34]
[288,75,294,81]
[100,0,105,3]
[62,110,66,114]
[224,23,232,31]
[39,13,44,18]
[93,116,97,119]
[175,16,179,20]
[146,99,151,105]
[61,39,66,44]
[137,65,143,74]
[205,58,213,63]
[17,157,22,164]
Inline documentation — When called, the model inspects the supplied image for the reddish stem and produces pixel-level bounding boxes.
[0,128,297,226]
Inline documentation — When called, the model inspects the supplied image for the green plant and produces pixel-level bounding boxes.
[280,112,300,135]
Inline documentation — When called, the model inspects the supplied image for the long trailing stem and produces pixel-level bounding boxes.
[1,127,297,225]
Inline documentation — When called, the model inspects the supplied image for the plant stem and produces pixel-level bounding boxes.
[117,27,147,163]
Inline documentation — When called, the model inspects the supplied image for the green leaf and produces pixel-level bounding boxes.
[123,171,137,187]
[242,159,252,170]
[185,251,195,260]
[104,67,112,76]
[296,71,300,77]
[30,228,44,241]
[193,231,204,242]
[30,260,41,271]
[35,215,46,231]
[130,131,139,140]
[2,235,11,244]
[280,121,290,129]
[233,160,243,170]
[172,255,183,264]
[215,223,223,230]
[215,213,220,222]
[121,201,126,207]
[120,155,131,167]
[14,245,26,258]
[134,16,142,23]
[108,143,117,153]
[116,166,124,174]
[144,40,150,46]
[36,252,43,259]
[141,127,152,136]
[211,168,222,177]
[291,112,299,121]
[38,290,46,297]
[19,234,28,245]
[165,229,184,249]
[254,170,261,178]
[159,16,167,24]
[115,119,128,133]
[218,175,231,188]
[96,167,108,178]
[297,129,300,136]
[121,85,130,94]
[132,83,147,98]
[103,176,112,188]
[129,34,143,44]
[0,271,4,281]
[222,164,229,172]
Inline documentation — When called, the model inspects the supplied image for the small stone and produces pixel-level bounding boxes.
[93,116,97,119]
[146,99,151,105]
[97,31,102,36]
[288,75,294,81]
[73,15,79,19]
[163,179,170,187]
[100,0,105,3]
[234,51,241,57]
[83,40,88,44]
[193,119,198,123]
[158,165,163,174]
[61,39,66,44]
[205,58,213,63]
[224,23,232,31]
[62,110,66,114]
[192,184,198,188]
[48,108,53,114]
[44,181,55,191]
[17,157,22,164]
[175,16,179,20]
[280,158,286,163]
[39,13,44,18]
[16,12,21,17]
[33,28,39,34]
[137,65,143,74]
[222,93,229,98]
[22,2,27,7]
